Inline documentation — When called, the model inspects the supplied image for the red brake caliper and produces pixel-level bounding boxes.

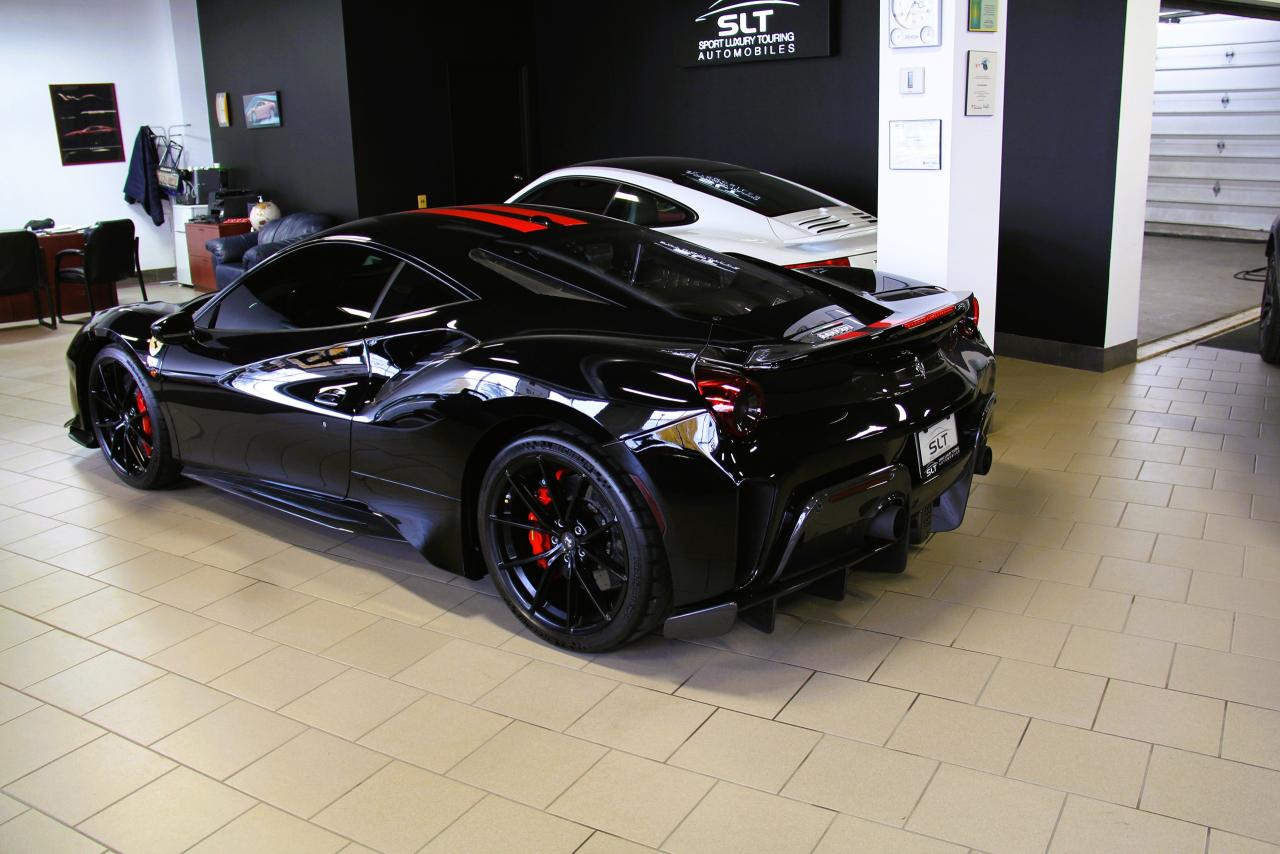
[526,470,565,568]
[134,389,153,458]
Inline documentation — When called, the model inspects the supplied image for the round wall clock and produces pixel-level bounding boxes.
[889,0,941,48]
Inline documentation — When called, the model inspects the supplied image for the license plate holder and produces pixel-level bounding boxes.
[916,414,960,479]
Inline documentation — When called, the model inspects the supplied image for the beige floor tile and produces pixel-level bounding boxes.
[1058,625,1174,686]
[196,581,314,631]
[1000,544,1100,586]
[422,794,592,854]
[916,532,1015,570]
[144,565,255,612]
[5,524,104,562]
[849,555,951,598]
[764,619,898,679]
[396,638,529,703]
[1190,573,1280,621]
[77,766,254,854]
[1222,703,1280,771]
[1094,679,1224,755]
[356,574,473,625]
[1093,476,1173,507]
[0,683,39,724]
[1063,522,1156,561]
[45,536,150,576]
[668,708,820,792]
[5,733,174,824]
[1172,484,1255,518]
[979,657,1107,727]
[982,512,1075,548]
[86,673,230,744]
[92,551,200,593]
[1234,613,1280,661]
[239,545,341,588]
[228,728,390,818]
[147,623,276,683]
[1066,453,1142,479]
[777,671,916,746]
[664,781,834,854]
[1207,829,1280,854]
[1139,460,1216,488]
[88,605,213,659]
[1093,556,1190,602]
[856,591,973,645]
[27,650,163,714]
[281,667,422,739]
[424,590,525,646]
[1025,581,1132,631]
[359,692,510,772]
[1111,438,1184,464]
[888,695,1028,773]
[210,644,346,710]
[258,599,380,653]
[1143,746,1280,845]
[1170,645,1280,711]
[0,630,104,688]
[777,585,880,627]
[0,570,102,615]
[906,763,1064,854]
[1121,503,1208,538]
[188,531,290,572]
[0,553,58,594]
[188,803,347,854]
[313,760,483,854]
[932,565,1039,613]
[1008,718,1149,806]
[0,809,104,854]
[576,637,713,694]
[675,650,811,718]
[814,813,965,854]
[1049,794,1207,854]
[549,750,713,847]
[871,638,997,703]
[567,683,712,761]
[1127,597,1234,650]
[1154,533,1246,575]
[477,659,615,731]
[954,607,1069,665]
[1245,545,1280,582]
[450,721,605,808]
[153,699,306,779]
[321,619,452,676]
[781,734,935,826]
[0,704,102,785]
[296,562,403,606]
[40,586,156,638]
[1017,469,1101,499]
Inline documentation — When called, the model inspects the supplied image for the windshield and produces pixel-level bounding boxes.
[673,168,836,216]
[491,226,826,319]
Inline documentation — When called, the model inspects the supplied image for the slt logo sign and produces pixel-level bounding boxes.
[687,0,831,67]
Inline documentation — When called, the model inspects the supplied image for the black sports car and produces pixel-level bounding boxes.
[66,204,996,651]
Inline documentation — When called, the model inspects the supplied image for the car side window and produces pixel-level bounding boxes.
[519,178,618,214]
[603,184,696,228]
[208,243,397,332]
[374,262,466,318]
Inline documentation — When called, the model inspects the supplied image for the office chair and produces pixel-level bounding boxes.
[55,219,147,322]
[0,230,56,329]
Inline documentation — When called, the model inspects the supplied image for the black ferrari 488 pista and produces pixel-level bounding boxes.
[66,204,995,651]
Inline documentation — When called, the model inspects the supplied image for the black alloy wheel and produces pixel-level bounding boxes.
[478,430,668,651]
[87,346,180,489]
[1261,249,1280,365]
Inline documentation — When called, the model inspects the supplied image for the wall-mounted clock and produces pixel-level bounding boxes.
[889,0,941,48]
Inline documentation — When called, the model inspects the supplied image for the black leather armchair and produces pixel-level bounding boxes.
[207,212,333,289]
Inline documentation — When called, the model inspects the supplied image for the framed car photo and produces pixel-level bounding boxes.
[242,91,281,129]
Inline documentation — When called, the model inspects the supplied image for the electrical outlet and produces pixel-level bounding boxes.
[416,194,428,209]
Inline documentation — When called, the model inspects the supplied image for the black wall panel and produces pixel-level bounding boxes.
[198,0,358,221]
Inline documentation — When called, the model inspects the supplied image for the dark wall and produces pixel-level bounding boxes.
[198,0,358,221]
[531,1,880,214]
[996,1,1129,348]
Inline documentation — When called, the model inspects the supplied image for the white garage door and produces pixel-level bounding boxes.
[1146,13,1280,240]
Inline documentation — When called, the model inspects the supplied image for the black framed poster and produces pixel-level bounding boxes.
[686,0,831,67]
[49,83,125,166]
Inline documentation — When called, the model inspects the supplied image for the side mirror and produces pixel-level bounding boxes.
[151,311,194,343]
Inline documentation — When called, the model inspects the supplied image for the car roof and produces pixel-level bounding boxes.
[571,156,754,180]
[309,204,625,251]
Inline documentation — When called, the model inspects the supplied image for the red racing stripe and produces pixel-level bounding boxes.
[414,208,546,232]
[463,204,588,226]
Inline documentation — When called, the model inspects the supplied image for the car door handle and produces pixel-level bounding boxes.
[314,386,348,407]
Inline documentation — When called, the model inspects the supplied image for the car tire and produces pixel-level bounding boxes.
[87,345,182,489]
[477,428,670,652]
[1261,247,1280,365]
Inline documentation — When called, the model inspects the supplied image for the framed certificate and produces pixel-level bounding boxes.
[965,51,998,116]
[889,119,942,170]
[968,0,998,32]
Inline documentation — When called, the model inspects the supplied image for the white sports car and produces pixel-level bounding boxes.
[508,157,877,270]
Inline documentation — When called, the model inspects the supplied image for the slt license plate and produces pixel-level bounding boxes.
[917,414,961,479]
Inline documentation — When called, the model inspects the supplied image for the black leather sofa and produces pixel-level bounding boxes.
[206,212,333,290]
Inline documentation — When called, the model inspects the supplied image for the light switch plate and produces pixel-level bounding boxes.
[899,67,925,94]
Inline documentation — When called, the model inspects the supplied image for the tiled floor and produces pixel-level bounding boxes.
[0,307,1278,853]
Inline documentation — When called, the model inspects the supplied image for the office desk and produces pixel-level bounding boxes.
[0,230,117,323]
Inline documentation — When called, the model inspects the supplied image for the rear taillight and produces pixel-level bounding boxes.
[968,296,980,327]
[785,256,851,270]
[695,366,765,438]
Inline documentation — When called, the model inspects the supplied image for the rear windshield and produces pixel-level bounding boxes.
[490,227,825,319]
[672,169,835,217]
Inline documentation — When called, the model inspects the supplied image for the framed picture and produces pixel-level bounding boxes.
[214,92,231,127]
[242,91,281,129]
[968,0,998,32]
[49,83,125,166]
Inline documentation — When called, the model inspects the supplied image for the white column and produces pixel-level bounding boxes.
[877,0,1008,345]
[1104,0,1159,350]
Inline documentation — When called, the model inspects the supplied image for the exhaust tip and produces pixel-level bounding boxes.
[975,445,994,477]
[867,505,906,543]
